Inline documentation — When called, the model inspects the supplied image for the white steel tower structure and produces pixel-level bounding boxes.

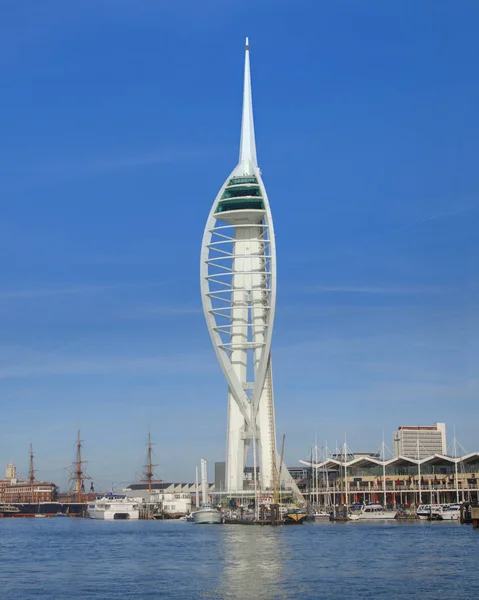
[200,39,277,494]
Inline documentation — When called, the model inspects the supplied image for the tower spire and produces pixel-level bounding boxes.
[200,38,304,502]
[238,36,258,174]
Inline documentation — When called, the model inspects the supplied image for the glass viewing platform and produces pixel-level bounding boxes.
[215,176,265,215]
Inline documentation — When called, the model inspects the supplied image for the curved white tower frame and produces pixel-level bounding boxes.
[200,39,278,494]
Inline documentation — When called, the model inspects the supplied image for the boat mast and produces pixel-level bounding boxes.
[311,443,315,508]
[28,441,35,503]
[416,435,422,505]
[200,458,208,505]
[195,466,199,508]
[453,429,459,503]
[343,437,348,507]
[141,430,159,494]
[336,440,342,505]
[71,429,89,503]
[381,433,387,508]
[325,440,330,507]
[278,434,286,505]
[272,439,278,504]
[314,434,318,507]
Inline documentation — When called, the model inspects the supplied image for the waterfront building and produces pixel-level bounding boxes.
[214,462,226,494]
[300,451,479,506]
[124,482,214,514]
[393,422,447,458]
[0,463,56,503]
[5,463,16,480]
[200,39,298,497]
[287,466,309,482]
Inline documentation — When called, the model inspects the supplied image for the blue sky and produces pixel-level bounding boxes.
[1,0,478,490]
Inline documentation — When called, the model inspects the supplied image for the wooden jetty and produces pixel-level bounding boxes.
[472,506,479,528]
[460,503,479,528]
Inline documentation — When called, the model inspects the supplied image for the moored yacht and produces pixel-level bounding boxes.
[193,458,222,524]
[0,505,21,517]
[311,510,331,521]
[434,503,461,521]
[349,503,397,520]
[416,504,449,520]
[193,504,222,524]
[88,493,142,520]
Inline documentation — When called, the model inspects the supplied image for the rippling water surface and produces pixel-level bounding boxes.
[1,519,478,599]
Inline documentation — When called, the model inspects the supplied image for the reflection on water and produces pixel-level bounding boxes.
[1,519,479,600]
[216,526,289,599]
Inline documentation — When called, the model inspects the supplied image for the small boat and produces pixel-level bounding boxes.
[433,503,461,521]
[311,510,331,521]
[179,513,195,522]
[193,504,222,524]
[349,503,397,520]
[284,509,307,524]
[416,504,449,520]
[34,514,46,518]
[0,505,21,517]
[193,459,222,524]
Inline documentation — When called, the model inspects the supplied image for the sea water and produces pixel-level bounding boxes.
[1,519,478,599]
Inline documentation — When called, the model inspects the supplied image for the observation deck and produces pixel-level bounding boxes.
[214,176,265,225]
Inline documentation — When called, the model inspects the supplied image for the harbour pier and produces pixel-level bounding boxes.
[460,503,479,528]
[473,506,479,528]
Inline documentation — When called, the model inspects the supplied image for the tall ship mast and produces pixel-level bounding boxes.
[28,441,36,503]
[141,431,160,493]
[69,430,90,502]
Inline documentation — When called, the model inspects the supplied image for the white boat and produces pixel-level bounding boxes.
[87,493,142,520]
[434,503,461,521]
[0,505,20,517]
[193,504,222,524]
[179,513,195,522]
[416,504,449,520]
[312,510,331,521]
[349,503,397,520]
[193,458,222,524]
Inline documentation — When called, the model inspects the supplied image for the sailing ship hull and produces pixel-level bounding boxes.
[0,503,85,517]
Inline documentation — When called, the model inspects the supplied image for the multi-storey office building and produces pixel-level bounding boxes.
[393,423,447,459]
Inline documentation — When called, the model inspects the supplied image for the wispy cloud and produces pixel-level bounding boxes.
[304,284,442,295]
[309,201,479,268]
[0,351,215,380]
[0,282,160,300]
[134,306,203,316]
[31,147,216,179]
[3,146,219,191]
[0,0,239,66]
